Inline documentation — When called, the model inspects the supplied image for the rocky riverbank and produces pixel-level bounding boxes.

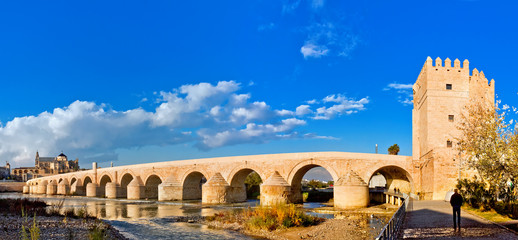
[0,197,127,240]
[0,213,127,240]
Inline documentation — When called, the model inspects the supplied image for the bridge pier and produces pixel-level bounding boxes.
[86,183,99,197]
[105,182,119,199]
[260,171,292,206]
[229,186,247,203]
[37,181,48,194]
[158,175,183,201]
[71,182,85,196]
[23,185,29,194]
[334,171,369,209]
[57,181,70,195]
[47,181,57,195]
[202,173,231,204]
[72,183,85,196]
[127,177,145,200]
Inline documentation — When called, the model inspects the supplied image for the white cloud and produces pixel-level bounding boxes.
[276,109,294,116]
[311,0,325,9]
[301,21,360,59]
[313,95,369,120]
[0,81,369,167]
[300,43,328,58]
[385,83,413,90]
[282,0,301,14]
[295,105,312,116]
[257,22,275,32]
[384,82,413,106]
[306,99,318,104]
[230,101,271,124]
[197,118,306,149]
[399,98,413,106]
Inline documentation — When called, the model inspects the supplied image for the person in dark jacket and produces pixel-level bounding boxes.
[450,189,463,231]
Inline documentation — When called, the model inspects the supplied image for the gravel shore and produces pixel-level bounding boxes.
[0,213,128,240]
[206,216,377,240]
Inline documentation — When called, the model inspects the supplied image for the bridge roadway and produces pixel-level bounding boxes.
[24,152,414,209]
[401,200,517,239]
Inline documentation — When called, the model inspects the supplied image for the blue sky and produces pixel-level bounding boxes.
[0,0,517,174]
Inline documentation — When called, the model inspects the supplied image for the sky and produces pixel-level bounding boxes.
[0,1,517,180]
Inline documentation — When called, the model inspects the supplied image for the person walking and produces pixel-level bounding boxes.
[450,189,463,232]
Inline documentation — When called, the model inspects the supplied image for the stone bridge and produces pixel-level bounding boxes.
[25,152,414,209]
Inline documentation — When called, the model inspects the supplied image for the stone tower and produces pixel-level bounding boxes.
[412,57,495,200]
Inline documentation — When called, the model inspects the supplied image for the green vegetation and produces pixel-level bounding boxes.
[388,144,400,155]
[456,100,518,218]
[1,198,102,239]
[307,179,327,189]
[246,204,322,230]
[207,204,323,231]
[244,172,262,199]
[20,208,40,240]
[88,221,108,240]
[463,205,514,223]
[302,192,309,202]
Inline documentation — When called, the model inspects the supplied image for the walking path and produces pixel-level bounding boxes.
[400,200,517,239]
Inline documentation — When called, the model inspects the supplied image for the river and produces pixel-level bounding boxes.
[0,193,390,239]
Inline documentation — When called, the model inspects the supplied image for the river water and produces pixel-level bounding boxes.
[0,193,389,239]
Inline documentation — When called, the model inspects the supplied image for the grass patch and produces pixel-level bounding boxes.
[88,220,108,240]
[207,204,323,231]
[463,205,514,223]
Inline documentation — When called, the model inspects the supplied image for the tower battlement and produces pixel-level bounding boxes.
[412,56,495,200]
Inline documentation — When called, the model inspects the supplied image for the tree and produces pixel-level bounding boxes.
[456,100,518,202]
[244,172,262,190]
[388,144,400,155]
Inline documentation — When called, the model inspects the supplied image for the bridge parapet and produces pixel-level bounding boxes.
[24,152,414,208]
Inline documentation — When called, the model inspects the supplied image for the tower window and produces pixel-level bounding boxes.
[447,140,453,148]
[446,84,452,90]
[448,115,454,122]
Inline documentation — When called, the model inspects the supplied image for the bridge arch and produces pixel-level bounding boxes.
[118,172,135,198]
[227,166,265,202]
[227,163,267,184]
[70,176,79,186]
[144,174,163,199]
[287,160,339,186]
[287,160,338,203]
[83,175,94,186]
[117,170,137,184]
[367,165,414,194]
[98,174,113,197]
[181,169,208,200]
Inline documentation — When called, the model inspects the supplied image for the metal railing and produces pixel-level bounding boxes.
[375,193,410,240]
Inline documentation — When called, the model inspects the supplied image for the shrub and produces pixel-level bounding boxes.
[88,221,107,240]
[456,177,496,210]
[244,204,322,230]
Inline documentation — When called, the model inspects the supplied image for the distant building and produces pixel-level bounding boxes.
[11,151,80,182]
[0,162,10,179]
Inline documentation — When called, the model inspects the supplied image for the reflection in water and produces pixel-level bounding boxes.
[0,193,258,240]
[0,193,389,239]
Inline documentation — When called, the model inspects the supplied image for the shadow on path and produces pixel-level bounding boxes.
[400,200,517,239]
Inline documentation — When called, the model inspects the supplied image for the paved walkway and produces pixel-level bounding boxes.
[400,200,517,239]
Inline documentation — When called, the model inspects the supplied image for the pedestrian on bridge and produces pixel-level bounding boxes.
[450,189,463,232]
